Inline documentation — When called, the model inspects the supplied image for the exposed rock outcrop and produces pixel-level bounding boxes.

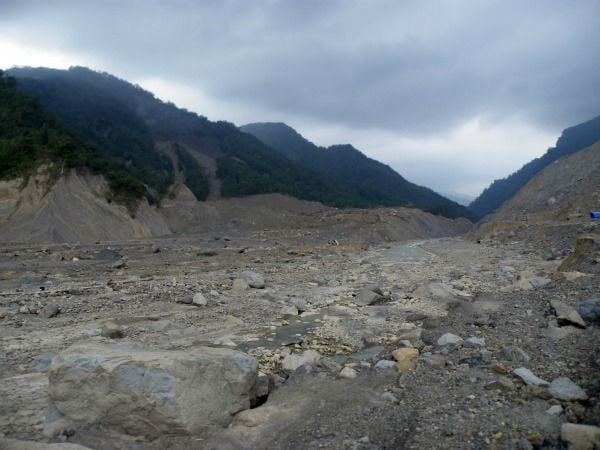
[46,343,258,439]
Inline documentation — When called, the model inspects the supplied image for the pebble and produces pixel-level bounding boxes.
[546,405,563,415]
[578,298,600,325]
[38,304,60,319]
[437,333,463,346]
[281,350,321,371]
[560,423,600,450]
[464,337,486,348]
[502,345,530,364]
[513,367,549,386]
[339,367,357,379]
[381,392,399,403]
[101,322,125,339]
[240,271,265,289]
[548,377,588,401]
[374,360,396,370]
[232,278,249,291]
[550,299,587,328]
[192,293,207,306]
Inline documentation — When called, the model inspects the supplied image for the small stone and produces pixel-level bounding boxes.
[437,333,463,346]
[38,304,60,319]
[192,293,207,306]
[578,298,600,325]
[464,337,486,348]
[232,278,249,291]
[381,391,399,403]
[19,305,30,314]
[101,322,125,339]
[525,385,551,400]
[548,377,588,401]
[317,358,342,373]
[550,299,587,328]
[502,345,530,364]
[339,367,357,379]
[484,376,515,391]
[374,360,396,370]
[528,277,552,288]
[0,307,9,319]
[240,271,265,289]
[31,352,54,372]
[281,305,299,316]
[560,423,600,450]
[112,259,126,269]
[420,354,446,368]
[492,362,508,374]
[281,350,321,371]
[546,405,563,415]
[354,288,383,306]
[513,367,549,386]
[392,347,419,362]
[395,359,416,373]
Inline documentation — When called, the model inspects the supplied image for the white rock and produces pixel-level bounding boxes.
[513,367,549,386]
[437,333,463,346]
[192,292,207,306]
[339,367,357,379]
[561,423,600,450]
[281,350,321,371]
[240,271,265,289]
[548,377,588,401]
[546,405,563,415]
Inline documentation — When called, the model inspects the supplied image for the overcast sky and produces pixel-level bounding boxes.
[1,0,599,200]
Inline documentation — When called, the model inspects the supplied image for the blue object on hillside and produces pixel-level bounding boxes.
[590,211,600,219]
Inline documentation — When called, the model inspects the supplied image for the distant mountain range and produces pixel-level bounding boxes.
[469,114,600,218]
[241,122,475,220]
[3,66,473,220]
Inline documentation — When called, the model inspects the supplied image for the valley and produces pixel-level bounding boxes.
[1,222,598,449]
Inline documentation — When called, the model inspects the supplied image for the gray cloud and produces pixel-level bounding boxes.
[1,0,599,195]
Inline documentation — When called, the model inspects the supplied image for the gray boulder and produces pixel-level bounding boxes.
[354,288,383,306]
[550,299,587,328]
[47,342,258,439]
[578,298,600,325]
[548,377,588,401]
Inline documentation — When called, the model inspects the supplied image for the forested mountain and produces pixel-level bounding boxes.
[7,67,384,209]
[241,122,476,220]
[469,114,600,218]
[6,66,473,219]
[0,69,150,205]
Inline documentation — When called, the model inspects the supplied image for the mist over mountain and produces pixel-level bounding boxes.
[469,114,600,218]
[241,122,476,220]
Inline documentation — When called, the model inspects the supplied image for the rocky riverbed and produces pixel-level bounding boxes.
[0,231,599,449]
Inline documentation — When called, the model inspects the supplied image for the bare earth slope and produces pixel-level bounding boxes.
[0,173,471,245]
[0,170,170,244]
[470,140,600,256]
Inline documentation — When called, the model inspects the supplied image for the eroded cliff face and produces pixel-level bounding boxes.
[0,170,170,244]
[469,141,600,254]
[0,170,472,245]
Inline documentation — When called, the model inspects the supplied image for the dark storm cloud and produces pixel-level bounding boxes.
[2,0,599,134]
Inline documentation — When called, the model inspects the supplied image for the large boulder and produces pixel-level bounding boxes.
[46,342,258,439]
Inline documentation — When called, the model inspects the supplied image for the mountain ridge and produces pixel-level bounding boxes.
[469,114,600,218]
[241,122,476,220]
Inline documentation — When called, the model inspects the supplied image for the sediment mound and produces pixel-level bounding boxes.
[470,141,600,254]
[0,170,170,244]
